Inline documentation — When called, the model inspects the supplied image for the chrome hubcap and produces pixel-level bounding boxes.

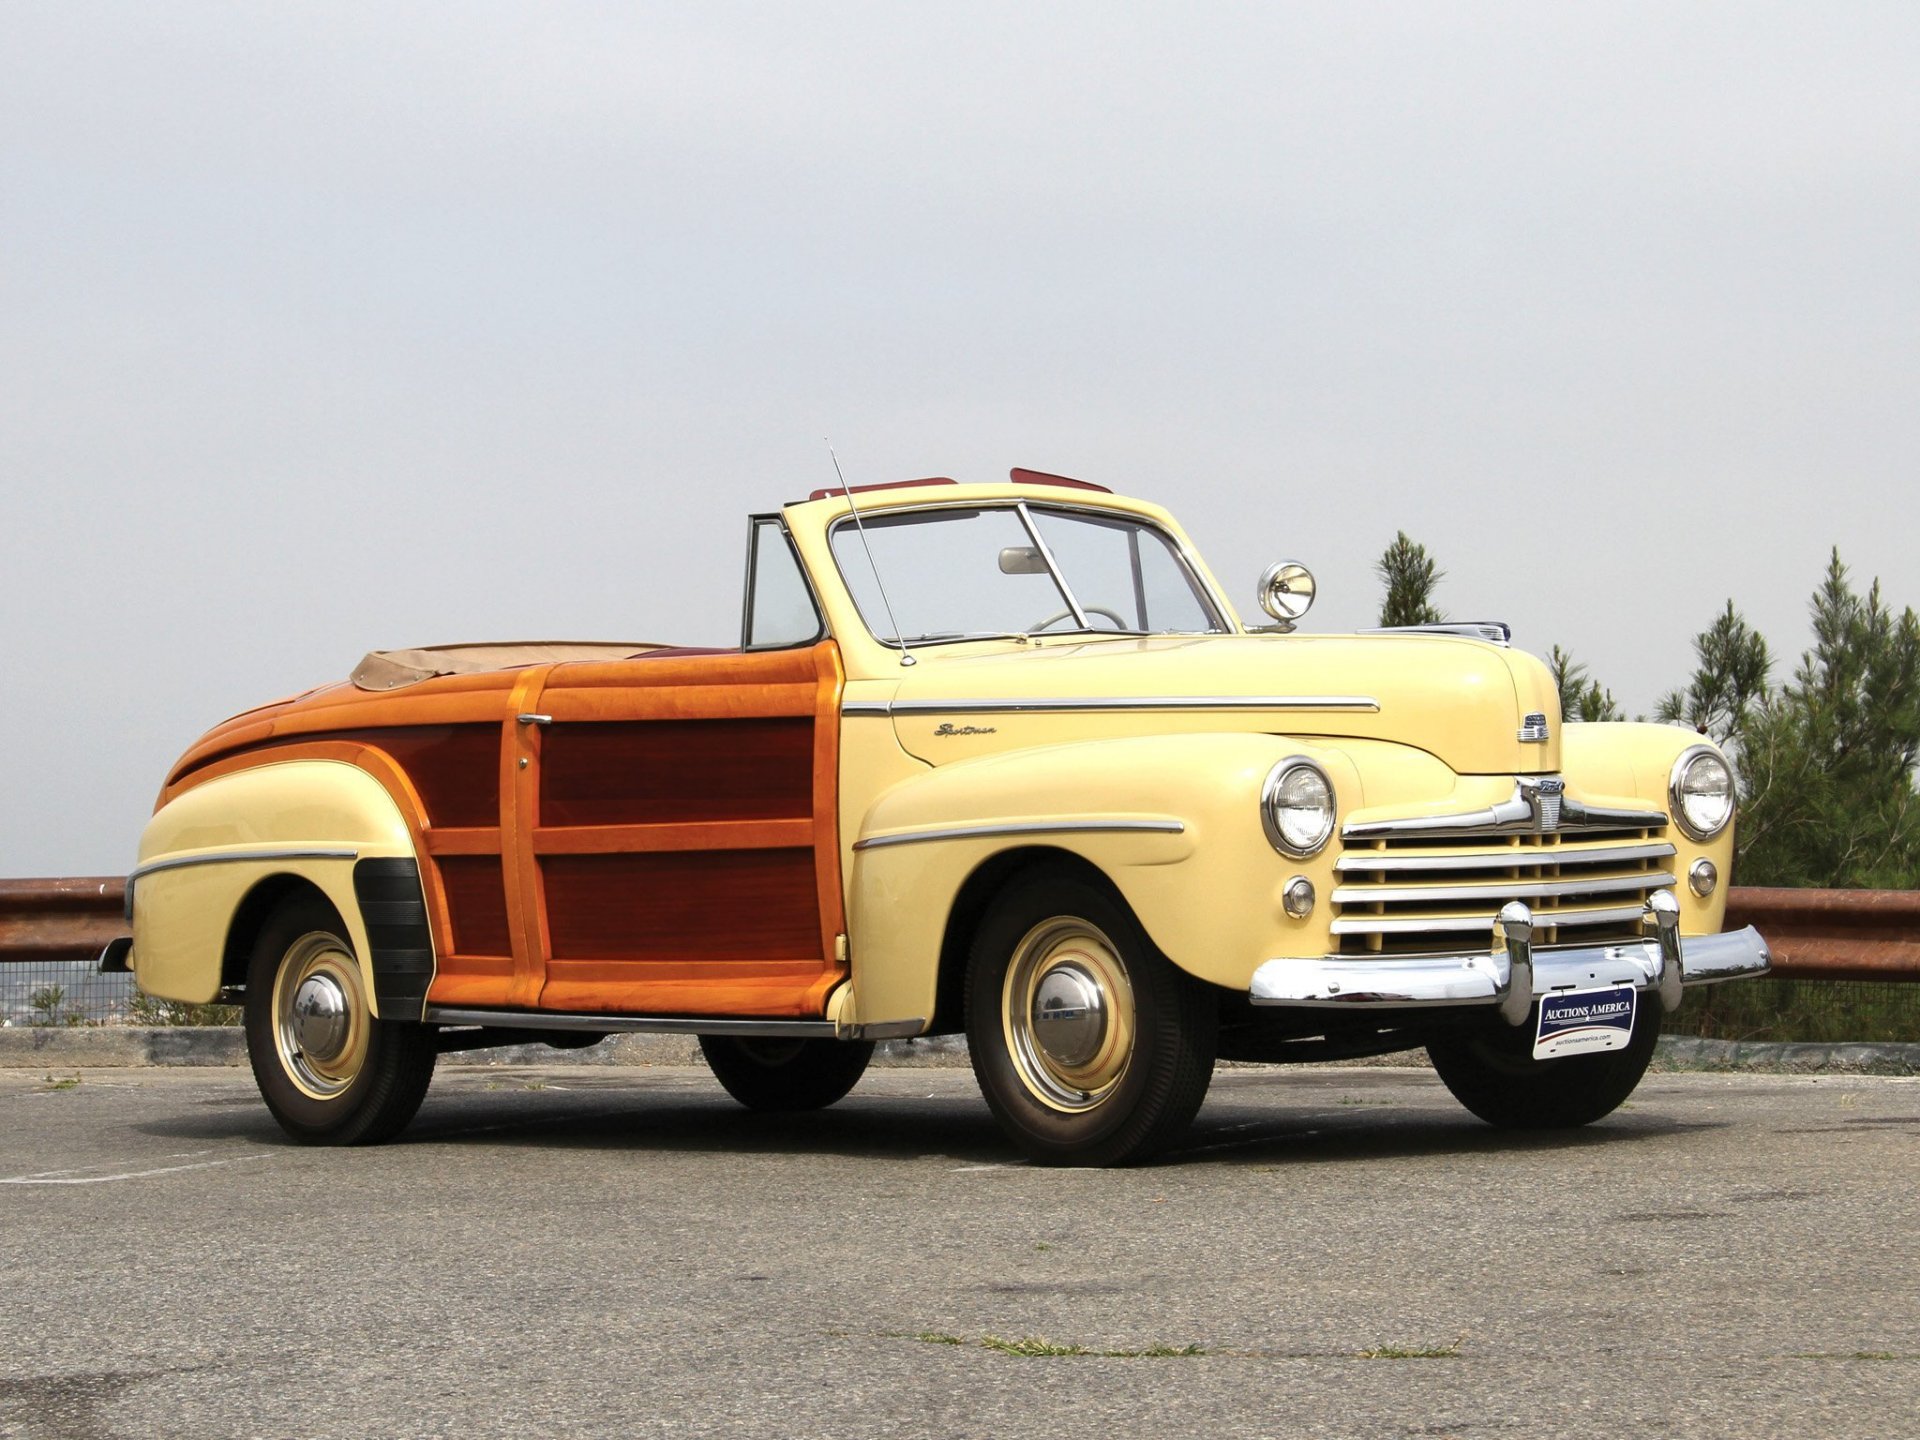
[1031,966,1106,1069]
[290,975,350,1063]
[1003,918,1135,1113]
[272,932,370,1100]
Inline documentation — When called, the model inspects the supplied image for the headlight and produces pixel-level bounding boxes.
[1263,759,1336,857]
[1669,745,1735,842]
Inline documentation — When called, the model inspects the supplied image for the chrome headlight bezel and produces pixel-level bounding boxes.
[1669,744,1735,843]
[1262,758,1336,858]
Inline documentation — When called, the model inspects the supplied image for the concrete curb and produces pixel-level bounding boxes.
[5,1025,1918,1074]
[1654,1034,1920,1076]
[0,1025,248,1068]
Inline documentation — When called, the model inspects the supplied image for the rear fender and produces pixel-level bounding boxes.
[130,760,430,1017]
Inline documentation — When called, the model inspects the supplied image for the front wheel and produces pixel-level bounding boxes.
[1427,998,1662,1129]
[965,870,1216,1166]
[699,1036,875,1111]
[243,895,436,1145]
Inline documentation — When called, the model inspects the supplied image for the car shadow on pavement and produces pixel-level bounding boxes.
[131,1071,1722,1168]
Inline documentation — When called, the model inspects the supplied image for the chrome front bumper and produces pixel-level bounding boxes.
[1249,896,1772,1027]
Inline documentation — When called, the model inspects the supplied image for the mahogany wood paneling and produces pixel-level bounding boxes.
[541,850,821,963]
[530,819,814,855]
[435,855,514,958]
[538,718,813,827]
[329,726,500,828]
[536,966,844,1019]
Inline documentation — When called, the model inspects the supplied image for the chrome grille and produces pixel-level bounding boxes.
[1332,825,1673,957]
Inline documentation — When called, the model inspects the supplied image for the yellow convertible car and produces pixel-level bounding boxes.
[111,469,1769,1164]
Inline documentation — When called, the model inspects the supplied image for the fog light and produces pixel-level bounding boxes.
[1282,875,1315,919]
[1688,858,1718,898]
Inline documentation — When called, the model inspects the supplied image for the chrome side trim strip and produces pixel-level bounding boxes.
[129,847,360,883]
[843,695,1380,718]
[1335,841,1676,874]
[853,819,1186,852]
[424,1007,842,1039]
[1330,872,1677,907]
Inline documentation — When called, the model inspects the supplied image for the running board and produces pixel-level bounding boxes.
[422,1006,924,1042]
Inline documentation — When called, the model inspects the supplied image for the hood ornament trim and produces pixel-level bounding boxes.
[1518,712,1550,743]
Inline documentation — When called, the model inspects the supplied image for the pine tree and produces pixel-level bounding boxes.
[1548,645,1623,722]
[1375,533,1444,627]
[1734,552,1920,887]
[1655,601,1771,744]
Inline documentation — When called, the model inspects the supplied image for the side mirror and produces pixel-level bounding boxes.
[1256,561,1316,632]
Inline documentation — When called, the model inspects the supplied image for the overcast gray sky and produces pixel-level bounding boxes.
[4,2,1918,875]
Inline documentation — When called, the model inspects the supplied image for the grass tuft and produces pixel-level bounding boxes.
[912,1332,1206,1359]
[981,1335,1091,1357]
[1355,1335,1464,1360]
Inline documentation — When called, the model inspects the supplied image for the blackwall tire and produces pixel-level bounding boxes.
[964,869,1216,1166]
[698,1036,875,1111]
[1427,998,1662,1129]
[243,894,436,1145]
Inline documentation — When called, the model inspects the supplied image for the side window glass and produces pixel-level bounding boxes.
[744,519,825,649]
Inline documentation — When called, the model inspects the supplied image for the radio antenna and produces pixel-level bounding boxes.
[828,443,915,667]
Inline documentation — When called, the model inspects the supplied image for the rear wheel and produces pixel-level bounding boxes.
[965,869,1216,1166]
[699,1035,875,1111]
[1428,999,1662,1129]
[243,895,436,1144]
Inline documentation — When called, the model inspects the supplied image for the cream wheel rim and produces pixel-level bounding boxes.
[271,932,371,1100]
[1002,917,1135,1113]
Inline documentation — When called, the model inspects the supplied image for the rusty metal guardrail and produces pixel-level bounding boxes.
[0,877,1915,979]
[1725,887,1920,982]
[0,877,127,966]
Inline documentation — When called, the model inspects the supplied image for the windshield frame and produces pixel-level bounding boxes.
[825,499,1232,650]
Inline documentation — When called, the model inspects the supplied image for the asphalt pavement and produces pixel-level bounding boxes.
[2,1063,1915,1440]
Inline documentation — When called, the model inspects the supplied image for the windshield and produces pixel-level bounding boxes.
[828,503,1227,645]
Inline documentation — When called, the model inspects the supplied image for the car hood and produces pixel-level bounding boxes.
[873,632,1562,776]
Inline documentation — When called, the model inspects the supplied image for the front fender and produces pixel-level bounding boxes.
[131,760,426,1014]
[843,733,1358,1026]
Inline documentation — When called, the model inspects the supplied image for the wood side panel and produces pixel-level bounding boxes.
[536,967,844,1019]
[422,827,504,856]
[169,674,523,785]
[544,647,821,693]
[541,683,817,723]
[517,642,849,1020]
[334,727,501,828]
[503,667,552,1008]
[538,718,815,827]
[531,819,814,855]
[542,850,822,963]
[434,855,515,958]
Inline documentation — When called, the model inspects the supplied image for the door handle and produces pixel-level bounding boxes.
[516,713,552,726]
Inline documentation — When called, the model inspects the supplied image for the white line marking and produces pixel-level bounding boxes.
[1,1153,274,1186]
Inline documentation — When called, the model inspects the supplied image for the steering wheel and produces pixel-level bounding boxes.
[1027,606,1131,633]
